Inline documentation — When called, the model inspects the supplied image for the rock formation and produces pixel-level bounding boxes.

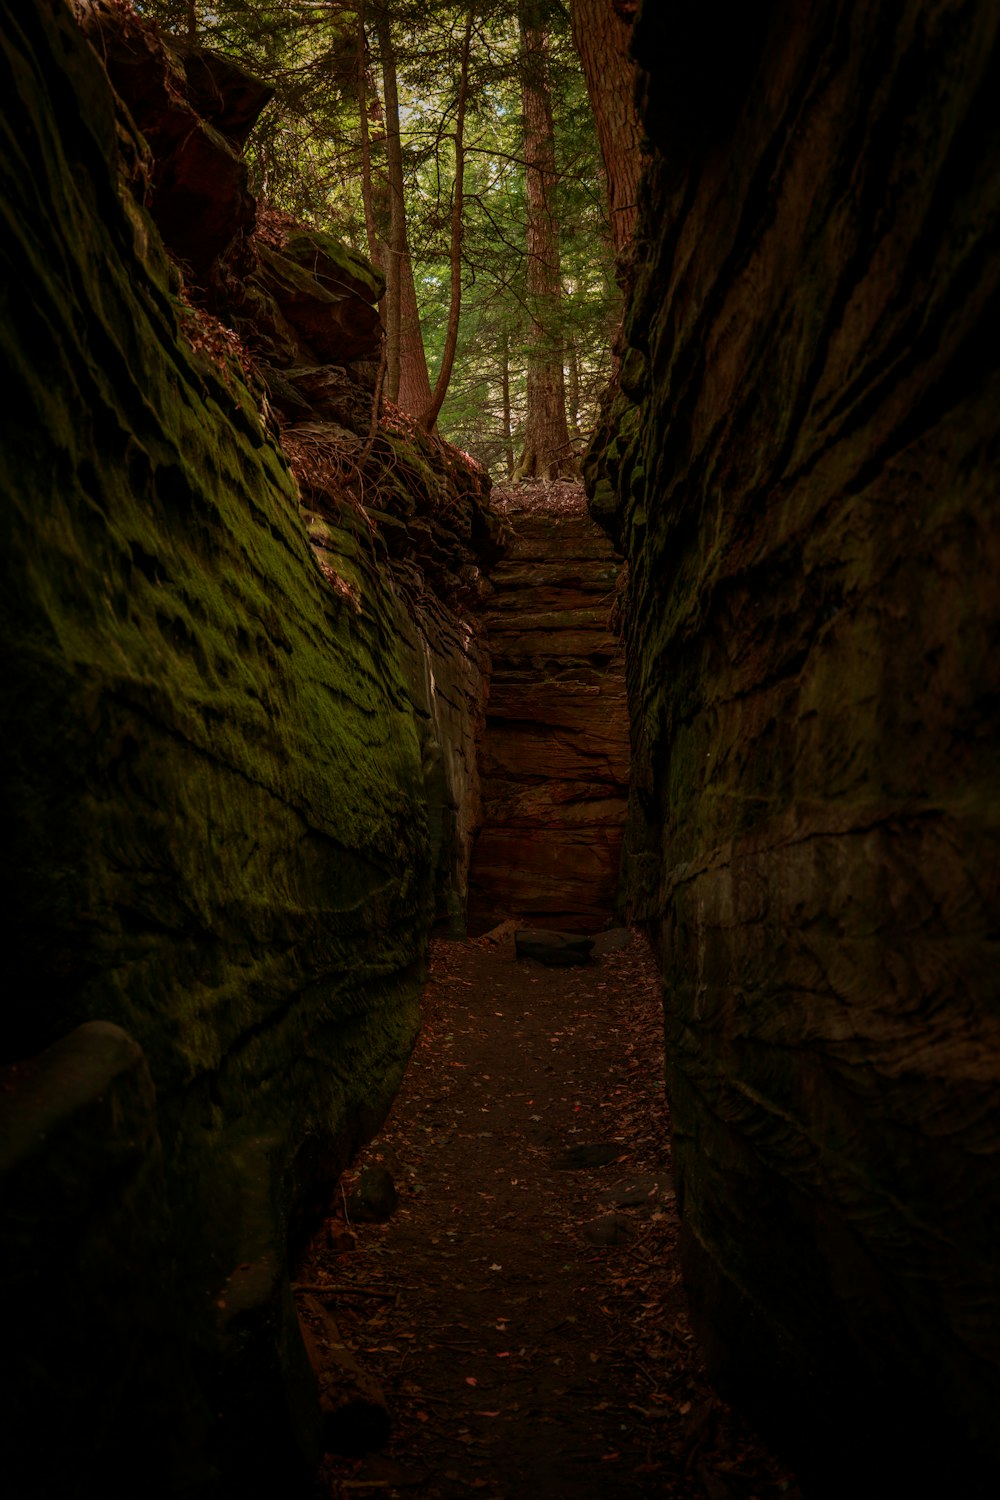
[0,3,500,1494]
[586,0,1000,1491]
[467,485,629,931]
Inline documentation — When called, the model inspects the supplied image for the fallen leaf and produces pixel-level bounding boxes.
[465,1376,478,1387]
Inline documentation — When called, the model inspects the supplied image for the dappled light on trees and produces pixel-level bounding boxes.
[138,0,624,475]
[511,2,576,480]
[570,0,641,261]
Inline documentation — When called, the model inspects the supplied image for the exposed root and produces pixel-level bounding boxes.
[282,424,377,536]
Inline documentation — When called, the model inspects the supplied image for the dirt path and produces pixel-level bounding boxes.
[299,929,800,1500]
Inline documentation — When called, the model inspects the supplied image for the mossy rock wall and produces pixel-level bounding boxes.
[0,3,432,1490]
[587,1,1000,1489]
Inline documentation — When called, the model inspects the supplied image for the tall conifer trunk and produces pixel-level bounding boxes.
[569,0,641,261]
[567,337,581,442]
[357,4,381,273]
[373,4,432,413]
[513,3,576,480]
[419,6,474,433]
[501,326,514,476]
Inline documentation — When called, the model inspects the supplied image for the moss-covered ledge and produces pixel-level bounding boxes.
[0,2,432,1491]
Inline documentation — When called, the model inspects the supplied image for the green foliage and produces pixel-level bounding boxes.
[137,0,621,473]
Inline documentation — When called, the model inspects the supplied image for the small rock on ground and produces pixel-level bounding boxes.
[583,1213,632,1246]
[346,1165,399,1222]
[515,928,594,966]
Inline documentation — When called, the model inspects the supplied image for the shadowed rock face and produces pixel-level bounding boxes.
[0,3,498,1494]
[84,7,269,279]
[468,495,629,932]
[587,0,1000,1489]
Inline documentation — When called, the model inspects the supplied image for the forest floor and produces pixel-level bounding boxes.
[298,928,803,1500]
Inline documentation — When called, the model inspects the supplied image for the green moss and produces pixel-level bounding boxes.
[0,0,430,1326]
[379,430,444,505]
[284,229,385,304]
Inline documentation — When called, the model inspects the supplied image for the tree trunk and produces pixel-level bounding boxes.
[567,336,581,443]
[356,4,380,271]
[501,325,514,476]
[513,4,576,481]
[569,0,642,262]
[374,7,402,401]
[420,7,474,433]
[373,7,432,414]
[397,255,433,415]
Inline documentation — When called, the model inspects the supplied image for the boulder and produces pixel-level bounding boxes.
[178,44,275,147]
[257,244,382,364]
[515,929,595,966]
[590,927,631,956]
[79,3,262,278]
[346,1167,399,1224]
[283,229,386,305]
[284,365,373,431]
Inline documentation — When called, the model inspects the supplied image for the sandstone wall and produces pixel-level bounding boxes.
[586,0,1000,1488]
[81,1,502,946]
[0,3,494,1493]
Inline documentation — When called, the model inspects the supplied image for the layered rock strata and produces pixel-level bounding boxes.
[79,2,503,935]
[0,3,499,1494]
[468,488,628,931]
[586,0,1000,1490]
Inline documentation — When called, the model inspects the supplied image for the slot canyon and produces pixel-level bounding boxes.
[1,3,997,1498]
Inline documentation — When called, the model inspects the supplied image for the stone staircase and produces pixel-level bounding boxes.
[467,489,629,932]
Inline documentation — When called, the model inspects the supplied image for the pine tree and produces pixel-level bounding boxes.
[512,0,576,480]
[136,0,621,474]
[569,0,641,262]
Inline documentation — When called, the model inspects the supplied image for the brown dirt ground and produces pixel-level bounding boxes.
[297,928,803,1500]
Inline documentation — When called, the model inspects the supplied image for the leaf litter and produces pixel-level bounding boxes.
[300,928,802,1499]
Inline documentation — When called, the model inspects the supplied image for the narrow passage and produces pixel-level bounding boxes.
[299,930,800,1499]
